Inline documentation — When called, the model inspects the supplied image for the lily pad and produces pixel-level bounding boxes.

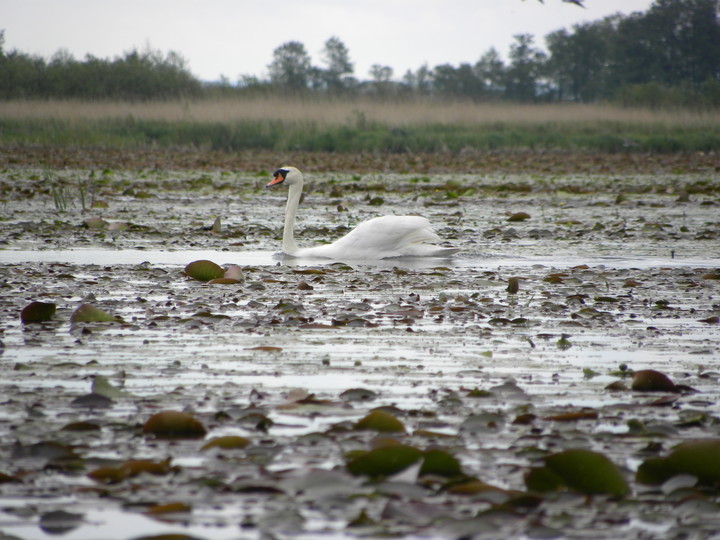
[70,303,117,323]
[143,411,207,439]
[88,458,174,484]
[636,439,720,486]
[145,502,192,515]
[419,448,464,478]
[526,449,629,497]
[631,369,678,392]
[84,217,108,229]
[184,259,225,282]
[201,436,250,451]
[507,212,531,222]
[354,410,405,433]
[20,301,56,323]
[347,445,423,478]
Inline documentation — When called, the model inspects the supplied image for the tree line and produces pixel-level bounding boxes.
[1,0,719,107]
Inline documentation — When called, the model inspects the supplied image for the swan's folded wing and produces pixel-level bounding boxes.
[299,215,456,259]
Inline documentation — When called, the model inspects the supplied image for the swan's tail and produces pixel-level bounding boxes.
[397,226,459,258]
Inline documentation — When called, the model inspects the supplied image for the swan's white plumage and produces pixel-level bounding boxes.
[267,166,458,260]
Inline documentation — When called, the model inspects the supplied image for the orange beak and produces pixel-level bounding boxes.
[266,172,285,187]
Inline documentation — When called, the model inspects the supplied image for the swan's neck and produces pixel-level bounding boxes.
[282,182,302,254]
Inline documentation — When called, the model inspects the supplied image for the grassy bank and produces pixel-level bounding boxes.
[1,97,720,154]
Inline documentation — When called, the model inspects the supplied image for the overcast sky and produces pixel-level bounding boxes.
[2,0,655,82]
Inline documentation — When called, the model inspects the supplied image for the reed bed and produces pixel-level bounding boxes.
[1,97,719,153]
[2,97,718,127]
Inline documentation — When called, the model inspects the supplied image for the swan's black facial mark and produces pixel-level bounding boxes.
[266,168,288,188]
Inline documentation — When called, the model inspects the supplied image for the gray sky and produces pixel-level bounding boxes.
[2,0,655,82]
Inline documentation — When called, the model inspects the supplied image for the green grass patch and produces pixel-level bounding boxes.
[2,110,719,154]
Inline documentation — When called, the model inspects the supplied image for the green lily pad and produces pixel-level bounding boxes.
[20,301,56,323]
[184,259,225,282]
[526,449,628,497]
[637,439,720,486]
[70,303,117,323]
[354,410,405,433]
[347,445,423,478]
[419,448,464,478]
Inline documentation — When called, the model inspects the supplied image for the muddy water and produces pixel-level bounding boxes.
[0,169,719,539]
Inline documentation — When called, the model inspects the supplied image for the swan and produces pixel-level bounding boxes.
[266,166,458,259]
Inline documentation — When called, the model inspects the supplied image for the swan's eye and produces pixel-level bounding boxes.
[272,169,288,180]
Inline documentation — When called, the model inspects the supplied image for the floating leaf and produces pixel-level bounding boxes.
[532,449,629,497]
[201,436,250,451]
[207,277,241,284]
[61,421,101,432]
[506,277,520,294]
[0,472,21,484]
[524,466,565,493]
[88,458,174,484]
[447,479,506,495]
[224,264,244,281]
[544,410,599,422]
[12,440,78,460]
[184,259,225,282]
[340,388,378,402]
[71,392,114,409]
[507,212,530,222]
[130,533,205,540]
[143,411,207,439]
[631,369,678,392]
[419,449,463,478]
[637,440,720,486]
[84,217,108,230]
[354,410,405,433]
[145,502,192,515]
[20,301,56,323]
[92,375,132,398]
[39,510,83,535]
[347,445,423,478]
[70,303,117,323]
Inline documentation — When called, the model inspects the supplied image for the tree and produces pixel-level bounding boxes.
[268,41,312,91]
[402,64,432,96]
[609,0,720,89]
[545,19,615,101]
[475,48,506,97]
[431,63,484,99]
[320,36,354,93]
[368,64,394,96]
[505,34,547,101]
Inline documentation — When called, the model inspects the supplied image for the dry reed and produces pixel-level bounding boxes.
[1,98,717,127]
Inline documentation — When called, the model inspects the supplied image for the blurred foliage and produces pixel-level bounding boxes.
[0,0,718,108]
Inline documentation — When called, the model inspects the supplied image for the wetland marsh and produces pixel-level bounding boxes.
[1,165,719,539]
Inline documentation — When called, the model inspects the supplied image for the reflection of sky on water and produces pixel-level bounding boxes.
[2,249,717,270]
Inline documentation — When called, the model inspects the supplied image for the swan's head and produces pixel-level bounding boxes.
[266,166,302,188]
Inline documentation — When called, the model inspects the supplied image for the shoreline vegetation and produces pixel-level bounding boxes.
[1,98,719,174]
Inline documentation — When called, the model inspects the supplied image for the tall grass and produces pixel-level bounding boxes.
[1,97,719,153]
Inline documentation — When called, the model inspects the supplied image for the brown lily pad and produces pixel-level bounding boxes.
[143,411,207,439]
[631,369,678,392]
[20,301,56,323]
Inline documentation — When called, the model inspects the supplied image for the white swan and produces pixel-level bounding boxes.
[266,166,458,259]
